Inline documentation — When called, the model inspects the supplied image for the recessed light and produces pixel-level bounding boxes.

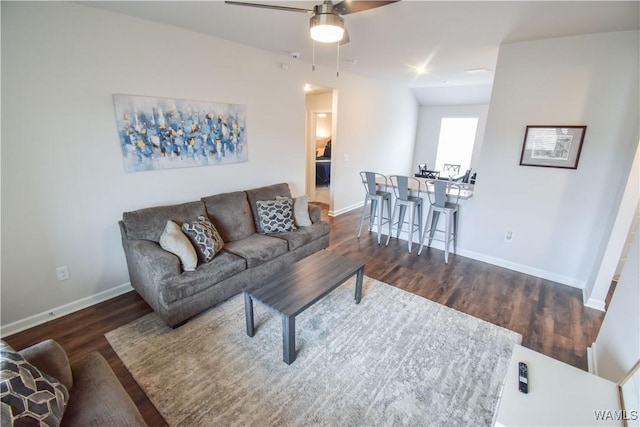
[465,67,489,75]
[415,65,427,75]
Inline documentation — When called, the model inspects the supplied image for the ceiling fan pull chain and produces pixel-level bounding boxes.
[336,41,340,77]
[312,41,316,71]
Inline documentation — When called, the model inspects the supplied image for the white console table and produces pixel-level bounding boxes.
[494,345,622,426]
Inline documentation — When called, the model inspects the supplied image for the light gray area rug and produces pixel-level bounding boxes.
[106,276,521,427]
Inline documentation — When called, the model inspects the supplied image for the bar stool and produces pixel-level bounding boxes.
[442,163,461,178]
[357,171,392,245]
[386,175,423,253]
[417,179,461,263]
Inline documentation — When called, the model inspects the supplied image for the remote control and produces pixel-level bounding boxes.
[518,362,529,393]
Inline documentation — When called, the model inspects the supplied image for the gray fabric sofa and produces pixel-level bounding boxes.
[119,183,330,327]
[10,339,147,426]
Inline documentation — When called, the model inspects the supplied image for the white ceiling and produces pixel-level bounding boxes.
[86,1,639,105]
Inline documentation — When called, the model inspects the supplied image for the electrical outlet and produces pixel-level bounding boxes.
[56,266,70,281]
[504,231,513,243]
[343,154,350,161]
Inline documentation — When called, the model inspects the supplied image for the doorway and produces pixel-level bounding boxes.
[313,112,332,204]
[305,87,335,206]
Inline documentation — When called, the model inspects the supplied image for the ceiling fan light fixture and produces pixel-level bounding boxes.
[309,12,344,43]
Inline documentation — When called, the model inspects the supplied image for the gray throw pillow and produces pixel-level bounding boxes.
[277,195,312,227]
[257,199,296,233]
[182,216,224,263]
[0,340,69,427]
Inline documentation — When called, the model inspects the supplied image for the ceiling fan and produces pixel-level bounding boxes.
[225,1,399,44]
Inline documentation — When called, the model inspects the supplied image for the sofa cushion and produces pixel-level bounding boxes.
[201,191,255,242]
[245,183,291,232]
[222,234,288,268]
[1,341,69,427]
[62,352,146,427]
[256,199,296,233]
[268,222,330,250]
[181,216,224,263]
[159,251,247,304]
[159,220,198,272]
[123,201,206,242]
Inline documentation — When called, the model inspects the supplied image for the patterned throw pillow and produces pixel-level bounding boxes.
[256,199,296,233]
[182,216,224,263]
[0,341,69,427]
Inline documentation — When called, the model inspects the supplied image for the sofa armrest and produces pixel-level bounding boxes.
[19,339,73,390]
[124,239,180,283]
[121,238,181,306]
[63,352,147,426]
[308,204,322,224]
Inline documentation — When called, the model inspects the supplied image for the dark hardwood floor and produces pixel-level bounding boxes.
[3,203,606,426]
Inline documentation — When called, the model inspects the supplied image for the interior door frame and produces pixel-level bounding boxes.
[305,88,336,205]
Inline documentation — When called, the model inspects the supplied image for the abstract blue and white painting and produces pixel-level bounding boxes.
[113,94,247,172]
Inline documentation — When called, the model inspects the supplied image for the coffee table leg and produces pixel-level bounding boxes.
[244,291,254,337]
[283,315,295,364]
[355,267,365,304]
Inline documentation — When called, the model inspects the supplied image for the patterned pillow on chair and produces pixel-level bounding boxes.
[256,199,296,233]
[0,341,69,427]
[181,216,224,263]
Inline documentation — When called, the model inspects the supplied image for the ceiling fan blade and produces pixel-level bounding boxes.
[224,1,313,14]
[333,0,399,15]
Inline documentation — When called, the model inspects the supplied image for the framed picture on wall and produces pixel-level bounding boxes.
[519,125,587,169]
[113,94,248,173]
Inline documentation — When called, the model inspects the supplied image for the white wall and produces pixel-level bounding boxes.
[587,144,640,310]
[0,2,418,331]
[412,104,489,174]
[592,230,640,383]
[462,30,639,288]
[305,92,333,113]
[330,77,418,215]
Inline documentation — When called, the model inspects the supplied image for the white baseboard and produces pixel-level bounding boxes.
[587,342,598,374]
[331,201,363,217]
[1,282,134,338]
[585,297,607,312]
[382,226,585,290]
[459,248,586,289]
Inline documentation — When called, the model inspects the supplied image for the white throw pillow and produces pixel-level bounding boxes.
[159,220,198,272]
[277,195,312,227]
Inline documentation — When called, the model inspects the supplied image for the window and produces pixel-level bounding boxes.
[434,117,479,174]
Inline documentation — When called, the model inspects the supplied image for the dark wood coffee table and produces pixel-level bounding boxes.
[243,250,365,364]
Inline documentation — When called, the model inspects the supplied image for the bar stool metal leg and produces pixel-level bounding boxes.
[376,196,384,244]
[444,211,451,263]
[407,203,415,253]
[452,210,458,255]
[357,197,368,238]
[386,203,397,246]
[417,207,433,256]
